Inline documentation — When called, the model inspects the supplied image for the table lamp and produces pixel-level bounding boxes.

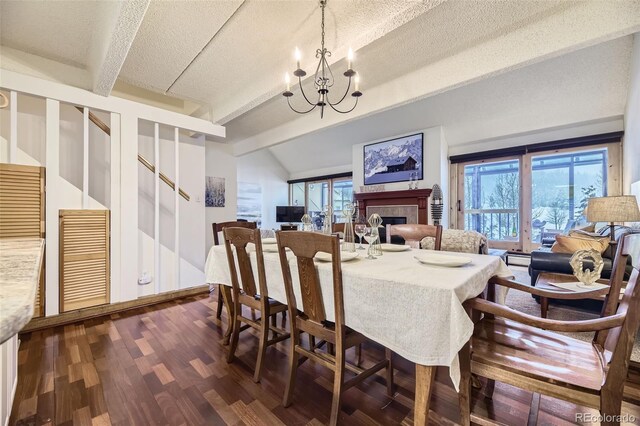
[586,195,640,243]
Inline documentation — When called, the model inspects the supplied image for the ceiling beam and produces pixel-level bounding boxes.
[202,0,448,125]
[90,0,150,97]
[232,0,640,156]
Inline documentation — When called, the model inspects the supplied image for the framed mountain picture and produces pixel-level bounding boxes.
[363,133,423,185]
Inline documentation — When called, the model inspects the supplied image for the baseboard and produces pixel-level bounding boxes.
[21,285,210,333]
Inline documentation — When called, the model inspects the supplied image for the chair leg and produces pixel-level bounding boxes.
[385,348,394,397]
[254,311,270,383]
[283,332,300,407]
[226,306,240,363]
[329,345,345,426]
[216,285,224,319]
[458,342,472,426]
[483,378,496,399]
[281,310,287,327]
[355,344,362,367]
[600,388,623,426]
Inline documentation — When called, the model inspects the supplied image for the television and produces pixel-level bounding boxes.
[363,132,423,185]
[276,206,305,223]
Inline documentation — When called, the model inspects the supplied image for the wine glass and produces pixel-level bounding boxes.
[363,227,377,260]
[354,224,366,250]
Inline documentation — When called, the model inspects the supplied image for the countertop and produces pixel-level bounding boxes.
[0,238,44,344]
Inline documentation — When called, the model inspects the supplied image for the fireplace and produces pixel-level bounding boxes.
[354,189,432,225]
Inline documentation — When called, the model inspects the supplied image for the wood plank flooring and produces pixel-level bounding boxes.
[10,293,640,425]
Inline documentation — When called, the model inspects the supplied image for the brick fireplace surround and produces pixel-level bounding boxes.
[354,189,432,224]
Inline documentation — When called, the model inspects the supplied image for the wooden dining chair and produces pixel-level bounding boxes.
[332,222,345,234]
[212,221,257,320]
[275,231,394,426]
[458,233,640,426]
[386,224,442,249]
[222,227,290,382]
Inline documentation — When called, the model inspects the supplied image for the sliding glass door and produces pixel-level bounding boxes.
[461,158,521,250]
[455,143,620,253]
[530,148,607,244]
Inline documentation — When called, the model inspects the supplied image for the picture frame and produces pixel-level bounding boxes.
[363,133,424,185]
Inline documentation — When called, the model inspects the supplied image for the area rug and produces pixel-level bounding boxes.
[505,266,640,362]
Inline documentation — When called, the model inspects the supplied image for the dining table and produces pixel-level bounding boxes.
[205,241,512,425]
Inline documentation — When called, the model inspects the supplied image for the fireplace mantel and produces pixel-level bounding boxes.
[354,189,432,224]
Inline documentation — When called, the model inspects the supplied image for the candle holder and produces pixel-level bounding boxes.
[322,204,333,235]
[301,213,314,232]
[367,213,383,256]
[342,203,356,252]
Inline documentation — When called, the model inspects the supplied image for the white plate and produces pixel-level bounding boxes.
[262,237,277,245]
[380,243,411,252]
[315,251,359,262]
[413,252,472,267]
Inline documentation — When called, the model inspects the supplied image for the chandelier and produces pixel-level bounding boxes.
[282,0,361,119]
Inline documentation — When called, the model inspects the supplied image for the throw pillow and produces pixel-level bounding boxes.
[551,232,610,254]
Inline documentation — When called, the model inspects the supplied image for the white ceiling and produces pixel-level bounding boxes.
[0,0,638,154]
[268,36,633,177]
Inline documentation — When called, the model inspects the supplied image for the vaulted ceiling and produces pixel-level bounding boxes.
[1,0,639,155]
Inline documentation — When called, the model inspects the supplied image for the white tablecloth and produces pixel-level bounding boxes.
[205,245,512,389]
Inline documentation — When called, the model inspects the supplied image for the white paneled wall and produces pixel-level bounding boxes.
[0,70,226,318]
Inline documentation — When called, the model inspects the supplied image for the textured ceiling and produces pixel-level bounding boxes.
[222,0,572,143]
[0,1,120,69]
[268,37,632,176]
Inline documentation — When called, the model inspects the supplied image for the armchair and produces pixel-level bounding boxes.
[459,233,640,425]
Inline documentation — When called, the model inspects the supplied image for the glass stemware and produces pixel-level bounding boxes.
[363,227,377,260]
[354,224,366,250]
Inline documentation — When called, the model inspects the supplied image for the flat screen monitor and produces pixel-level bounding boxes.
[276,206,305,223]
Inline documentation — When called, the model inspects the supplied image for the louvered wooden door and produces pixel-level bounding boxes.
[59,210,110,312]
[0,163,46,317]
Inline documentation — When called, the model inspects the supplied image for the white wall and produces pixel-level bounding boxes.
[237,149,289,230]
[624,33,640,195]
[1,70,225,316]
[205,140,238,250]
[352,126,449,226]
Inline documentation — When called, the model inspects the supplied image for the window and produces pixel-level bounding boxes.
[455,142,619,252]
[531,148,607,243]
[288,175,353,226]
[464,159,520,243]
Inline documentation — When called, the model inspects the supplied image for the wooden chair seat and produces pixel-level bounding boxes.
[472,318,605,393]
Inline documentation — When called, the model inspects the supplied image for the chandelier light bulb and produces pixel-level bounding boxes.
[347,48,353,70]
[285,73,290,91]
[355,74,360,91]
[295,47,301,69]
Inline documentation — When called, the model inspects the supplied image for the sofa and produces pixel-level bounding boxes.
[529,225,636,309]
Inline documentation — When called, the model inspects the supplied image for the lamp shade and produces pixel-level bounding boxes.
[586,195,640,223]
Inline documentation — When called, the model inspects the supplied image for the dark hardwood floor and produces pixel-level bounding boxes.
[10,293,640,425]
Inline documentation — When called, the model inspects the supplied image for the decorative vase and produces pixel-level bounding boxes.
[367,213,383,256]
[342,203,356,252]
[322,204,333,235]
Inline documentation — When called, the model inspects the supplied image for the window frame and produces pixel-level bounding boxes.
[453,142,621,253]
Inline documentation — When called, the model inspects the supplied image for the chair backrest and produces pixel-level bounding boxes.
[222,227,267,298]
[275,231,344,331]
[386,224,443,249]
[332,223,345,234]
[601,234,640,386]
[212,221,257,245]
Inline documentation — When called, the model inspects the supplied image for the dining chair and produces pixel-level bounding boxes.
[212,221,257,320]
[222,227,290,382]
[458,233,640,426]
[332,222,345,234]
[386,224,443,249]
[275,231,394,426]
